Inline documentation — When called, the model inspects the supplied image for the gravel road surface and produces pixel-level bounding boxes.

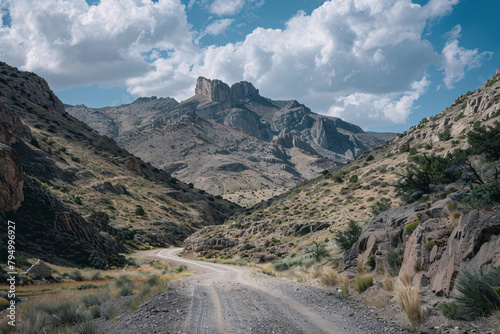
[100,248,409,334]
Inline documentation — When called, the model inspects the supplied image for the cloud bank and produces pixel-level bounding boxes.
[0,0,493,128]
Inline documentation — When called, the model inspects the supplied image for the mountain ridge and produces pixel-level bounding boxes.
[67,76,396,206]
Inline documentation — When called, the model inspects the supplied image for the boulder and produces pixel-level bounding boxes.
[26,260,52,279]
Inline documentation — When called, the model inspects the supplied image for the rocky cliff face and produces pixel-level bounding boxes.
[0,144,23,212]
[195,77,259,109]
[67,77,393,206]
[0,103,30,212]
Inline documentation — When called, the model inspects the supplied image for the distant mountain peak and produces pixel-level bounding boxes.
[195,76,259,108]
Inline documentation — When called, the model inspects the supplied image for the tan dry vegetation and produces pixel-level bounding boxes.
[0,256,188,332]
[393,271,422,328]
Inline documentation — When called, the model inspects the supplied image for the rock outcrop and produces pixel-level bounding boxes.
[195,77,260,109]
[343,194,500,296]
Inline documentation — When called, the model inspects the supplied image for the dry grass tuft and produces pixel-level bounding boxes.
[353,274,374,293]
[356,259,366,275]
[383,273,395,292]
[339,274,350,299]
[319,267,339,286]
[393,273,421,328]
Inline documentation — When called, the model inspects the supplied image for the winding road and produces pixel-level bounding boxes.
[104,248,406,334]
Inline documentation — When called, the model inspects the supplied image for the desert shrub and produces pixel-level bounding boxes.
[396,154,460,202]
[115,275,135,296]
[15,255,31,268]
[425,240,436,252]
[455,266,500,318]
[333,170,345,183]
[69,270,84,281]
[367,253,376,269]
[90,210,109,221]
[454,112,465,122]
[334,220,362,251]
[90,306,101,319]
[80,290,110,308]
[461,181,500,209]
[353,274,373,293]
[78,283,98,290]
[404,221,419,236]
[74,196,83,205]
[409,146,418,155]
[47,300,84,326]
[241,243,255,251]
[119,285,134,296]
[146,275,160,286]
[467,120,500,162]
[438,124,452,141]
[366,155,375,162]
[387,247,405,276]
[135,205,146,216]
[306,241,329,262]
[273,262,290,271]
[439,302,463,320]
[349,174,358,183]
[91,271,102,280]
[176,265,188,273]
[371,197,391,216]
[115,275,132,287]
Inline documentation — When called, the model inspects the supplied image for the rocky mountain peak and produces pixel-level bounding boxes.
[195,77,231,108]
[195,77,260,108]
[230,80,259,101]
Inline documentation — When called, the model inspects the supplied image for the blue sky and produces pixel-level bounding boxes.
[0,0,498,132]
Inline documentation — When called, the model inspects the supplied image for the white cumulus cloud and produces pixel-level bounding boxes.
[441,25,493,89]
[0,0,195,90]
[208,0,245,16]
[204,18,234,36]
[0,0,493,129]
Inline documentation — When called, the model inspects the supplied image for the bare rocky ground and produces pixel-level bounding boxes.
[96,249,411,334]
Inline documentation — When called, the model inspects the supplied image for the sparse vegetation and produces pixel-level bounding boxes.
[353,274,373,293]
[69,270,84,281]
[339,275,350,299]
[455,266,500,318]
[439,302,463,320]
[387,247,405,276]
[319,267,339,286]
[334,220,362,251]
[396,154,460,202]
[393,272,421,328]
[404,220,419,236]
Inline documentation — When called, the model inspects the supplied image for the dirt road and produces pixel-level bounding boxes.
[102,248,407,334]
